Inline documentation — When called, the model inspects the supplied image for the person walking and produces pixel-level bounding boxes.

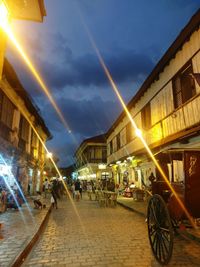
[51,189,58,209]
[79,182,83,199]
[71,183,75,199]
[87,182,93,200]
[50,191,56,208]
[74,180,80,201]
[43,179,49,198]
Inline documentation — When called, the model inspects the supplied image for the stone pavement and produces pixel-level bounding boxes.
[22,193,200,267]
[117,195,200,243]
[0,195,51,267]
[117,195,147,217]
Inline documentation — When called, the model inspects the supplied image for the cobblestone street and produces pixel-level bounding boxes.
[23,194,200,267]
[0,197,50,267]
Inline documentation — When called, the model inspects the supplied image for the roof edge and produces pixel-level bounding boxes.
[106,8,200,137]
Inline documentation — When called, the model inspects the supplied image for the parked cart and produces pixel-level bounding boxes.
[147,150,200,265]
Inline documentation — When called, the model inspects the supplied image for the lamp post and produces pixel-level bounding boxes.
[0,0,46,78]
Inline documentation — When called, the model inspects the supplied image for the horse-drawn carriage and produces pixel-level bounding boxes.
[147,150,200,265]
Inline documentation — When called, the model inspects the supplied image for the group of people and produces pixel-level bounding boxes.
[70,179,120,201]
[33,177,64,209]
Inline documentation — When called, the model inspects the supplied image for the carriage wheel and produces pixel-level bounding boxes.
[147,194,174,265]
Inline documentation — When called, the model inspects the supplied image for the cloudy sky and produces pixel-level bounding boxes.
[6,0,200,166]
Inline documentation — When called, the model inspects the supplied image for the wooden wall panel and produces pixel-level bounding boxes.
[120,127,126,147]
[146,122,163,144]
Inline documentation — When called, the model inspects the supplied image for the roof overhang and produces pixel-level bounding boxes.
[5,0,46,22]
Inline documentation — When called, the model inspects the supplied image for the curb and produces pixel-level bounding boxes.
[117,201,146,218]
[11,206,52,267]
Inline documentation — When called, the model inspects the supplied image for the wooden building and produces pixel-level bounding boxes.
[74,134,110,182]
[107,8,200,196]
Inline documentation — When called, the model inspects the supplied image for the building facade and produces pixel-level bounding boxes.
[75,134,111,182]
[0,58,51,194]
[107,9,200,196]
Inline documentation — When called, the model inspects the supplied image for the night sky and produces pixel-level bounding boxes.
[6,1,200,166]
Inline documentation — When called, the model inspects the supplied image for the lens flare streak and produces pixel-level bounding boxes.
[1,24,71,134]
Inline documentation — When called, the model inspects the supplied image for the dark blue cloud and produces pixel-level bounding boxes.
[40,95,121,166]
[38,95,121,136]
[36,49,154,90]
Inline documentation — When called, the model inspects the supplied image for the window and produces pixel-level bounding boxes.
[120,128,126,147]
[19,116,29,142]
[30,130,37,157]
[0,91,15,141]
[141,102,151,130]
[116,133,120,150]
[126,122,134,143]
[1,94,15,128]
[19,116,29,151]
[38,141,43,156]
[102,147,107,162]
[89,147,95,160]
[109,141,113,154]
[113,137,117,152]
[173,63,196,109]
[31,130,37,148]
[95,147,102,159]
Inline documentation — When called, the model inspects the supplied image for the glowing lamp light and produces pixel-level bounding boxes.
[135,128,142,138]
[98,163,106,170]
[47,152,52,159]
[0,0,9,28]
[0,164,11,175]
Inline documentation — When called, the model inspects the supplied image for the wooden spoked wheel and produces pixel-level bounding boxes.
[147,194,174,265]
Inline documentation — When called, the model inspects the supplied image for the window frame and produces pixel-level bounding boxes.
[141,102,151,130]
[172,62,196,109]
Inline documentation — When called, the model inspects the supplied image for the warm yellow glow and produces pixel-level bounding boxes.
[0,0,9,29]
[135,128,142,138]
[46,152,52,159]
[150,124,163,141]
